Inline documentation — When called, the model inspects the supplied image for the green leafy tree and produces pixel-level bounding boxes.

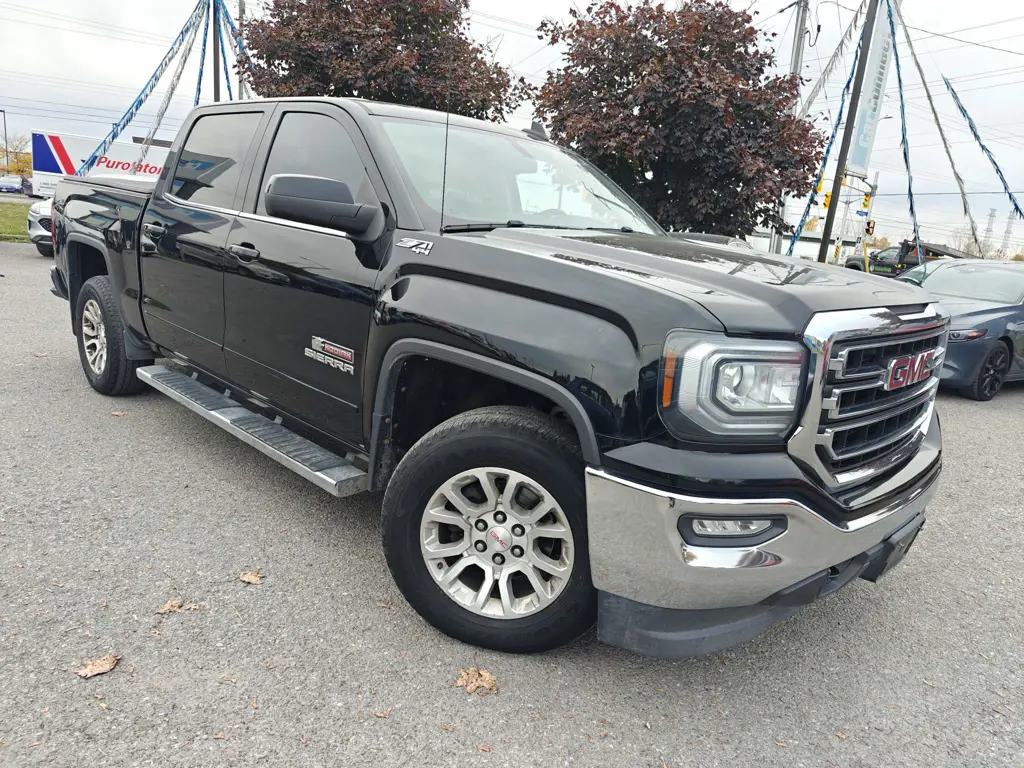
[535,1,823,235]
[244,0,530,121]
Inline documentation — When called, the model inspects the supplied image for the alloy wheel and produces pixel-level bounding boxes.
[981,345,1009,399]
[419,467,575,619]
[81,299,107,375]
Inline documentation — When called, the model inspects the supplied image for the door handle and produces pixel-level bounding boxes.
[142,222,166,239]
[228,243,261,262]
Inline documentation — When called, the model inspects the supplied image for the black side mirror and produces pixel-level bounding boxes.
[264,174,379,235]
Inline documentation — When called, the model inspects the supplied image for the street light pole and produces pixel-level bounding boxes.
[0,109,9,172]
[817,0,881,262]
[771,0,811,254]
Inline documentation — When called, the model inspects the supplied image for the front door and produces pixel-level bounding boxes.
[140,110,267,375]
[223,105,388,446]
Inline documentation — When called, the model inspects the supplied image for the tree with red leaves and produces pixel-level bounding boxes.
[536,1,823,235]
[244,0,530,121]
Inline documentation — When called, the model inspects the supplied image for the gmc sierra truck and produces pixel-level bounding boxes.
[49,98,947,659]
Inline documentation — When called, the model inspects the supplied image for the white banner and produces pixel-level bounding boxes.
[846,3,899,179]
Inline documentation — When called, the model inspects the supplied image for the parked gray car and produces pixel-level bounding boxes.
[899,260,1024,400]
[26,198,53,256]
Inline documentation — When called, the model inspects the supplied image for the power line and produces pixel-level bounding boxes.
[0,15,172,47]
[0,1,173,44]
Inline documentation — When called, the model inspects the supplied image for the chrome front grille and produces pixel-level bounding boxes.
[789,304,949,491]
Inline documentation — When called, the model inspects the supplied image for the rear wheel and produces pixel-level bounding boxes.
[75,276,152,395]
[382,406,596,654]
[963,342,1011,401]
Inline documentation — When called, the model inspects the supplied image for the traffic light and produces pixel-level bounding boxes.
[862,192,871,209]
[823,192,832,209]
[866,219,876,235]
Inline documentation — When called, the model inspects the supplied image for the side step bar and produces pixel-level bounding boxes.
[137,365,367,498]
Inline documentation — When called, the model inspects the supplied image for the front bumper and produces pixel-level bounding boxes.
[26,211,52,246]
[587,454,939,658]
[939,338,994,387]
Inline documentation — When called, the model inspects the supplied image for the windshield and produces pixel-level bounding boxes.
[920,263,1024,303]
[375,117,662,235]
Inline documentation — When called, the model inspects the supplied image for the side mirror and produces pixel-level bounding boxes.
[264,174,379,235]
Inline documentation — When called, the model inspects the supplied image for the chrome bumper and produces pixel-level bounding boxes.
[586,460,939,611]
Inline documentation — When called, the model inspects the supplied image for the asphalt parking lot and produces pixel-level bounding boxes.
[0,241,1021,767]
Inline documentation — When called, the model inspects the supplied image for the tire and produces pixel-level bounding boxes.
[962,341,1011,401]
[845,263,863,270]
[75,276,152,395]
[382,406,596,654]
[35,244,54,257]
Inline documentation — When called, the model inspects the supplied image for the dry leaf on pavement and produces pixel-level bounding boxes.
[110,411,128,417]
[75,653,118,679]
[238,568,262,585]
[156,598,183,614]
[214,732,230,740]
[835,731,850,740]
[775,740,788,748]
[455,666,497,696]
[374,706,393,719]
[478,745,491,753]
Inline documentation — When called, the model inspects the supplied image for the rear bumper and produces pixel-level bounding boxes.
[586,455,939,658]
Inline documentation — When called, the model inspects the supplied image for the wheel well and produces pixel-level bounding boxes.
[845,262,863,270]
[386,356,574,474]
[67,240,108,330]
[999,336,1014,358]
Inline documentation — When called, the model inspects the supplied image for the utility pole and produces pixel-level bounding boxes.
[770,0,811,254]
[831,185,854,263]
[818,0,881,262]
[982,207,996,258]
[238,0,248,99]
[999,211,1014,259]
[0,109,8,172]
[212,0,221,103]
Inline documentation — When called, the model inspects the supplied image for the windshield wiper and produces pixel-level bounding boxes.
[585,226,635,233]
[441,220,580,233]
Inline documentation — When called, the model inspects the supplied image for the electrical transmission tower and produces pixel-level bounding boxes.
[982,208,997,257]
[998,212,1014,259]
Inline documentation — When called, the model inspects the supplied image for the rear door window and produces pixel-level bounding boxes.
[171,112,263,209]
[256,111,376,215]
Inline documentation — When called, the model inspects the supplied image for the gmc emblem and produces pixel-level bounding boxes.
[885,350,936,391]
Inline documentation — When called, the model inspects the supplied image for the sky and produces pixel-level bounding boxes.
[2,0,1024,250]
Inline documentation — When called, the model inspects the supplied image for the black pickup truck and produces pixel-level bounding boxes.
[50,98,947,659]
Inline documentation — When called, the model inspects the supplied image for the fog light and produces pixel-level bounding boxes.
[692,518,773,537]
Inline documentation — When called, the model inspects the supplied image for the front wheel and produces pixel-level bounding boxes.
[382,406,596,654]
[75,276,152,395]
[962,342,1011,401]
[35,244,54,257]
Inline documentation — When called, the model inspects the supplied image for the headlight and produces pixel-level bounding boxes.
[947,329,986,342]
[29,202,40,214]
[659,331,807,444]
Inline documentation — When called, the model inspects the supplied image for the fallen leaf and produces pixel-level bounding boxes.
[775,740,788,747]
[299,733,308,745]
[478,745,491,753]
[835,731,849,740]
[94,695,109,712]
[220,674,238,685]
[214,732,230,740]
[185,603,200,611]
[110,411,127,417]
[238,568,262,585]
[439,724,456,732]
[374,706,393,719]
[75,653,118,679]
[455,666,497,696]
[251,697,258,710]
[377,598,393,609]
[156,598,183,614]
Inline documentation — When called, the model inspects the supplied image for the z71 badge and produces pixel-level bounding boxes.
[396,237,433,256]
[305,336,355,375]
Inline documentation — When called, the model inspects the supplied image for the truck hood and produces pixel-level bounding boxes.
[475,229,931,335]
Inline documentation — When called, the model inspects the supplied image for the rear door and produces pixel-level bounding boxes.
[140,108,269,375]
[222,103,389,445]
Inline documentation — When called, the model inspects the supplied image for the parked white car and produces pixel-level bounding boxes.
[27,198,53,256]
